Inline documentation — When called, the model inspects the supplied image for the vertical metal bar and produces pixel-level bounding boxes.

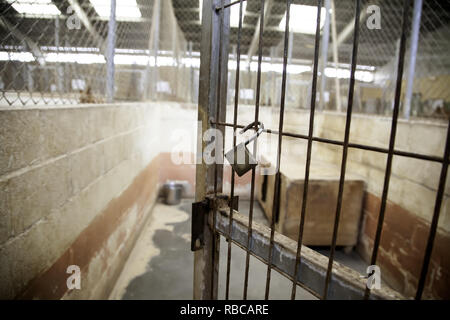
[172,12,179,99]
[151,0,161,101]
[264,0,288,300]
[55,16,63,94]
[403,0,423,119]
[323,0,361,300]
[364,0,410,300]
[211,0,226,298]
[286,30,293,103]
[330,0,341,112]
[106,0,116,103]
[189,41,194,103]
[225,0,243,300]
[194,0,229,300]
[319,0,330,110]
[415,120,450,299]
[144,0,161,102]
[27,65,33,93]
[243,0,265,300]
[270,47,276,106]
[291,0,321,300]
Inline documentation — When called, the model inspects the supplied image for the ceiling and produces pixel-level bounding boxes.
[0,0,449,69]
[173,0,450,67]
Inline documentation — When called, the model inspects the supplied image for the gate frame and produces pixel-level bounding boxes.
[193,0,450,300]
[193,0,230,300]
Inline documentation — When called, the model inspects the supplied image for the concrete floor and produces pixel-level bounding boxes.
[110,199,368,300]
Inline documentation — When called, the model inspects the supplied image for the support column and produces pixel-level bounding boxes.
[403,0,423,119]
[330,0,341,111]
[287,30,293,107]
[319,0,331,110]
[151,0,161,101]
[189,41,194,103]
[55,16,64,94]
[270,47,276,106]
[106,0,116,103]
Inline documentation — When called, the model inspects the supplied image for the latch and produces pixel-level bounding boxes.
[191,199,209,251]
[191,195,239,251]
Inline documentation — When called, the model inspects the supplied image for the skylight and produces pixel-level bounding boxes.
[199,0,247,28]
[230,2,246,28]
[90,0,141,20]
[279,4,326,34]
[7,0,61,16]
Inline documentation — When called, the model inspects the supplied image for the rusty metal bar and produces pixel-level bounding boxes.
[203,0,441,302]
[211,0,226,298]
[291,0,321,300]
[214,206,404,300]
[211,121,446,164]
[243,0,265,300]
[364,0,410,300]
[264,0,286,299]
[415,119,450,299]
[194,0,229,300]
[225,0,244,300]
[323,0,361,299]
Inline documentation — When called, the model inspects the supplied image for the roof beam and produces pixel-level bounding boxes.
[327,1,379,58]
[0,16,46,65]
[67,0,106,53]
[247,0,273,62]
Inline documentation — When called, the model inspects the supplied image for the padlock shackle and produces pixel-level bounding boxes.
[241,121,264,146]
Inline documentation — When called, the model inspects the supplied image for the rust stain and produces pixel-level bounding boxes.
[17,156,161,300]
[358,192,450,299]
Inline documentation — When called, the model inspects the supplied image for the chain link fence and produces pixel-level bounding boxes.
[0,0,197,106]
[223,0,450,119]
[1,0,449,119]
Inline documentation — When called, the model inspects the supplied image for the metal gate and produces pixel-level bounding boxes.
[192,0,450,300]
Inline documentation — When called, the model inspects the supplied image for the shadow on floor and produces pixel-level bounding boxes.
[110,199,369,300]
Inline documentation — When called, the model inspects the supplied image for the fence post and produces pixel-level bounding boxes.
[189,41,194,103]
[194,0,230,300]
[106,0,116,103]
[403,0,423,119]
[319,0,331,110]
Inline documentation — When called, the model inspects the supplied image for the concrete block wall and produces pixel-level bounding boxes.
[311,111,450,299]
[0,103,162,299]
[2,101,447,299]
[231,107,449,298]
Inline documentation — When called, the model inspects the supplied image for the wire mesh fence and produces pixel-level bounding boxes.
[0,0,198,106]
[0,0,449,118]
[222,0,450,119]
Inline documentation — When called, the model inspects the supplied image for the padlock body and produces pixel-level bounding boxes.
[225,143,258,177]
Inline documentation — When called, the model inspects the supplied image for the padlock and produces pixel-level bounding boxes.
[225,121,264,177]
